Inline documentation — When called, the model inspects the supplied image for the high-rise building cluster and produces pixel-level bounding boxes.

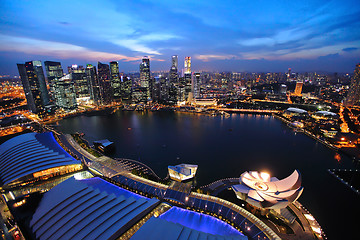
[345,63,360,106]
[17,56,202,116]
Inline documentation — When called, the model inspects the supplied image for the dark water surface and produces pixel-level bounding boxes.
[55,111,358,239]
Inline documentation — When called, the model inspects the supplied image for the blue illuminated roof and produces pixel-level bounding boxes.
[159,207,244,237]
[131,207,248,240]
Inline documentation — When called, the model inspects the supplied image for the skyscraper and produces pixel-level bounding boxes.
[192,72,201,99]
[54,74,77,110]
[169,55,178,84]
[17,61,50,116]
[120,75,132,102]
[294,81,303,96]
[140,56,151,100]
[85,64,100,105]
[98,62,112,105]
[44,61,64,100]
[184,57,191,74]
[184,57,192,101]
[345,63,360,106]
[172,55,178,69]
[110,61,121,101]
[68,65,90,101]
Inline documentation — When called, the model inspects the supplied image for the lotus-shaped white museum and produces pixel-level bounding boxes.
[232,170,303,209]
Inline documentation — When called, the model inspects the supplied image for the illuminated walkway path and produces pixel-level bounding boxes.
[58,133,281,240]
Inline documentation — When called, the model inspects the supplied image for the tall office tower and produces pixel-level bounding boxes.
[44,61,64,100]
[280,84,287,95]
[54,74,77,110]
[68,65,90,101]
[168,84,178,105]
[184,57,191,74]
[121,76,132,102]
[287,68,291,80]
[169,55,178,84]
[192,72,201,98]
[184,73,192,101]
[85,64,100,105]
[98,62,112,105]
[345,63,360,106]
[17,61,50,116]
[110,61,121,101]
[172,55,178,69]
[140,56,151,100]
[294,81,303,96]
[159,76,169,102]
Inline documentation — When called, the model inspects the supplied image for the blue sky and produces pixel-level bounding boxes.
[0,0,359,75]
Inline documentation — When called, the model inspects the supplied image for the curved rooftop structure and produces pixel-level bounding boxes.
[286,107,308,114]
[0,132,81,187]
[30,177,159,240]
[232,170,303,209]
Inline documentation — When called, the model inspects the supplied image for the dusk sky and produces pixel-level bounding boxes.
[1,0,359,75]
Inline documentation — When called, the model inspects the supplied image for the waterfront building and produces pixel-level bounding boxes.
[98,62,112,105]
[140,56,151,100]
[168,164,198,181]
[110,61,121,101]
[44,61,64,100]
[0,132,82,191]
[85,64,101,105]
[168,84,178,105]
[294,81,303,96]
[232,170,303,210]
[54,74,77,110]
[192,72,201,99]
[120,75,132,102]
[184,73,192,101]
[345,63,360,106]
[159,76,169,103]
[17,61,50,116]
[132,87,148,103]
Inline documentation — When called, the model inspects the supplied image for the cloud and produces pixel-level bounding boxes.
[342,47,358,52]
[194,54,239,62]
[0,34,142,62]
[111,39,161,55]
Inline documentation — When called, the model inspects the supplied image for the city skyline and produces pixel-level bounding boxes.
[1,0,360,76]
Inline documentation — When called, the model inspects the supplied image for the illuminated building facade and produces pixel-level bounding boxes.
[294,81,303,96]
[17,61,50,116]
[98,62,112,105]
[345,63,360,106]
[110,61,121,101]
[140,56,151,100]
[184,57,191,74]
[168,164,198,181]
